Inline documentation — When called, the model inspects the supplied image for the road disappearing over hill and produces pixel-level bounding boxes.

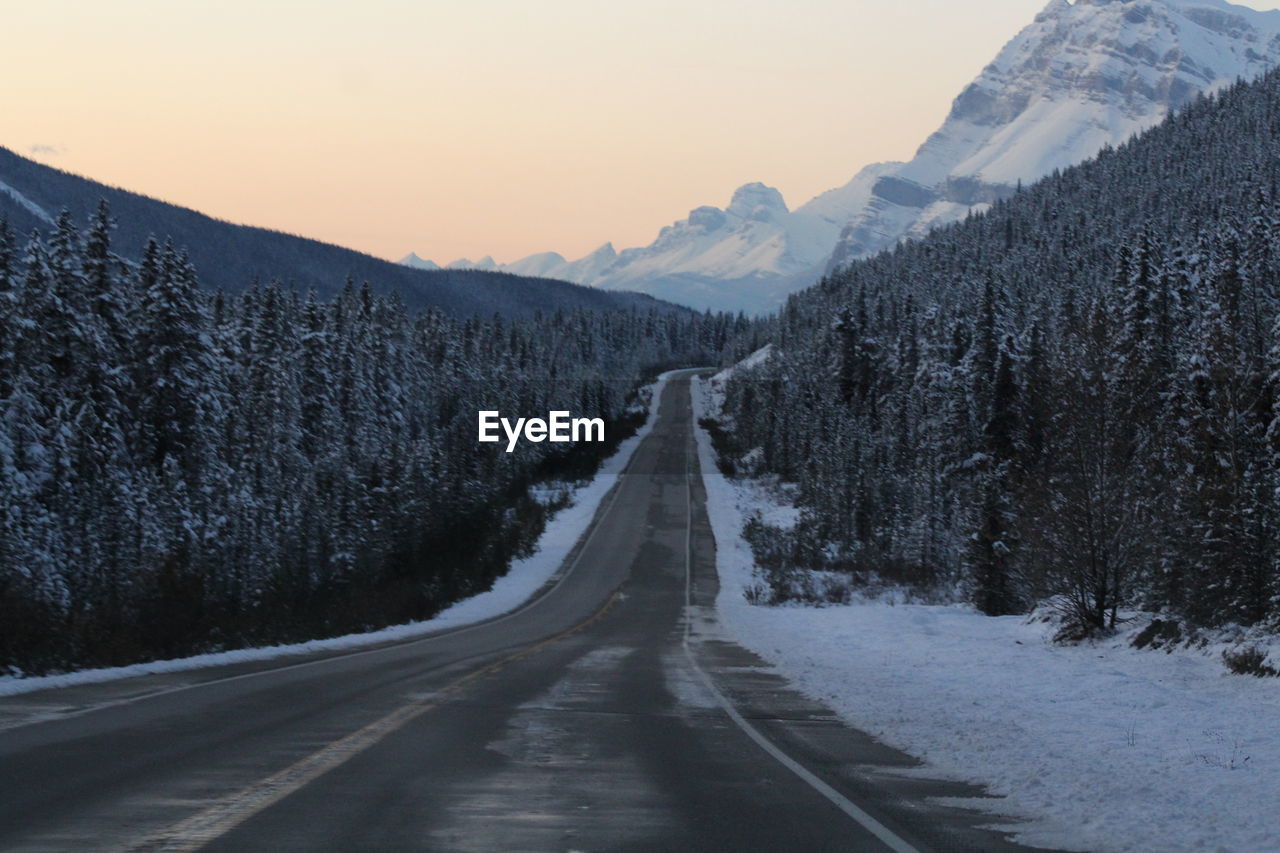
[0,373,1048,852]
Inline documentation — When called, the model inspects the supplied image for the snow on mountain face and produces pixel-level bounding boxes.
[0,178,54,224]
[504,242,619,282]
[411,170,893,313]
[398,252,440,271]
[828,0,1280,269]
[609,182,799,282]
[445,255,498,271]
[404,0,1280,313]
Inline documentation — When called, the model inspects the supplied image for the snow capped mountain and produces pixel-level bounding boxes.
[411,170,894,313]
[404,0,1280,313]
[829,0,1280,269]
[445,255,499,271]
[605,183,814,282]
[504,242,619,282]
[398,251,439,271]
[580,174,902,311]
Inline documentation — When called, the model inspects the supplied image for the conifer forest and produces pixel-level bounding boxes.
[12,68,1280,680]
[0,206,727,674]
[711,71,1280,637]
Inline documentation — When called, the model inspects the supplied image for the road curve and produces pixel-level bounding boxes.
[0,374,1051,852]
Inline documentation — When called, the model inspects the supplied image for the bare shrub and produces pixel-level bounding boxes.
[1222,645,1279,678]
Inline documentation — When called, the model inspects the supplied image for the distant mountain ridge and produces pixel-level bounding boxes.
[401,171,891,315]
[406,0,1280,314]
[0,146,679,319]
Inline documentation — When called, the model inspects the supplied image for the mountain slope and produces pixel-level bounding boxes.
[399,252,440,271]
[0,147,678,318]
[828,0,1280,269]
[409,169,892,315]
[406,0,1280,315]
[710,56,1280,665]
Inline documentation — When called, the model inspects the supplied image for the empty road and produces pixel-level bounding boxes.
[0,373,1046,852]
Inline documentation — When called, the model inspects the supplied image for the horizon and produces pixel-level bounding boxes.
[7,0,1280,270]
[12,0,1280,269]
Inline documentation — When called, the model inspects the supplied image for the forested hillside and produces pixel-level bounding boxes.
[0,205,729,675]
[711,70,1280,637]
[0,146,676,318]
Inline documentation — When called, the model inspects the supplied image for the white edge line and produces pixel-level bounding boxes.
[680,376,921,853]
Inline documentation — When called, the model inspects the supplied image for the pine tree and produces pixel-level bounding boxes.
[969,338,1021,615]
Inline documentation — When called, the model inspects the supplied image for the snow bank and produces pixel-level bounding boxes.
[711,343,773,385]
[693,376,1280,853]
[0,371,678,698]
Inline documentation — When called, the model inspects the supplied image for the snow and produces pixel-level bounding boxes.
[502,250,569,278]
[596,181,834,285]
[0,178,54,225]
[711,344,775,387]
[561,242,619,282]
[399,174,873,313]
[794,161,901,227]
[934,0,1280,188]
[0,371,678,699]
[830,0,1280,267]
[445,255,498,271]
[398,252,440,271]
[399,0,1280,307]
[946,99,1152,187]
[692,375,1280,853]
[400,0,1280,312]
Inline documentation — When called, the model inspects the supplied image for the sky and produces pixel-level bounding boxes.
[6,0,1280,266]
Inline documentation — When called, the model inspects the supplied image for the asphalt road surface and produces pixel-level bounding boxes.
[0,373,1054,852]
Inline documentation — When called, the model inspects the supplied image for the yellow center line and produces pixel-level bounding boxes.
[123,590,621,853]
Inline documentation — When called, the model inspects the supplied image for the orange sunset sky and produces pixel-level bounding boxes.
[7,0,1280,265]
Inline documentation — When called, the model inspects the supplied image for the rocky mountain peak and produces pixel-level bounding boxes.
[400,0,1280,315]
[827,0,1280,270]
[727,183,789,219]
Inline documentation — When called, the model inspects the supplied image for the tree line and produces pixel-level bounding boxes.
[0,204,733,675]
[711,70,1280,637]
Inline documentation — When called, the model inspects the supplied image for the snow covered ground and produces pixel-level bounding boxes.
[0,371,677,699]
[692,375,1280,853]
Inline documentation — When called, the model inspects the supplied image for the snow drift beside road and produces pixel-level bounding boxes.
[692,374,1280,853]
[0,371,678,698]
